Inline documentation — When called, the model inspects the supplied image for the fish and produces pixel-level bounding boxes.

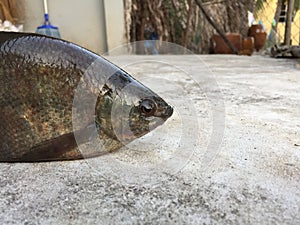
[0,32,173,162]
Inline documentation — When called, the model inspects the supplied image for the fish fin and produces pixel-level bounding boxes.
[18,124,99,162]
[19,132,83,162]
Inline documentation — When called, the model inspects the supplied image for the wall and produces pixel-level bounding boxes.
[257,2,300,45]
[23,0,126,54]
[104,0,126,52]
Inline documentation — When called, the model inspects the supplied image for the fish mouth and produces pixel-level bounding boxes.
[118,111,173,143]
[154,105,174,119]
[163,105,173,118]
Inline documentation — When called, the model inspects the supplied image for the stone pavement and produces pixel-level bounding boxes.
[0,55,299,224]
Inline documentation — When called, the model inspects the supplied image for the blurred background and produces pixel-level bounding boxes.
[0,0,299,55]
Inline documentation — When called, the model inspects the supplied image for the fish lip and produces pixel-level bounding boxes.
[164,105,173,118]
[155,105,173,119]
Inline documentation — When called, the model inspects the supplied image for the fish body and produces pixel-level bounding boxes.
[0,32,173,162]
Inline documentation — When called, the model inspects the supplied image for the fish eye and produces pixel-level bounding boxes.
[140,99,157,116]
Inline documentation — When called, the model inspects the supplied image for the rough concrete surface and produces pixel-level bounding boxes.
[0,55,299,225]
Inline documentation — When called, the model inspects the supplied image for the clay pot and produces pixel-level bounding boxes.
[212,33,242,54]
[240,37,254,56]
[248,24,267,51]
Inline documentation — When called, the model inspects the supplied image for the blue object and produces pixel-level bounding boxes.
[36,0,61,38]
[144,28,159,54]
[37,14,59,30]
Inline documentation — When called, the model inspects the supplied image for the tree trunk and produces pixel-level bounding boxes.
[124,0,255,53]
[0,0,24,24]
[284,0,295,45]
[182,0,194,49]
[274,0,284,32]
[195,0,239,54]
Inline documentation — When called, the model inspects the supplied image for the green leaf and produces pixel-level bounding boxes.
[295,0,300,13]
[255,0,299,14]
[255,0,267,12]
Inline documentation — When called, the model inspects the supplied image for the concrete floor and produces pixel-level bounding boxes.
[0,55,299,224]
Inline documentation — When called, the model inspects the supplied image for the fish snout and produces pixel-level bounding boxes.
[163,105,173,118]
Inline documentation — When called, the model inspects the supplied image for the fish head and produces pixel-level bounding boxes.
[95,70,173,145]
[127,95,173,140]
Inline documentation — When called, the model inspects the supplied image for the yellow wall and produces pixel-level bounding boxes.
[257,1,300,45]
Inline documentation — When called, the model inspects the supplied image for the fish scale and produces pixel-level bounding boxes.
[0,32,173,162]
